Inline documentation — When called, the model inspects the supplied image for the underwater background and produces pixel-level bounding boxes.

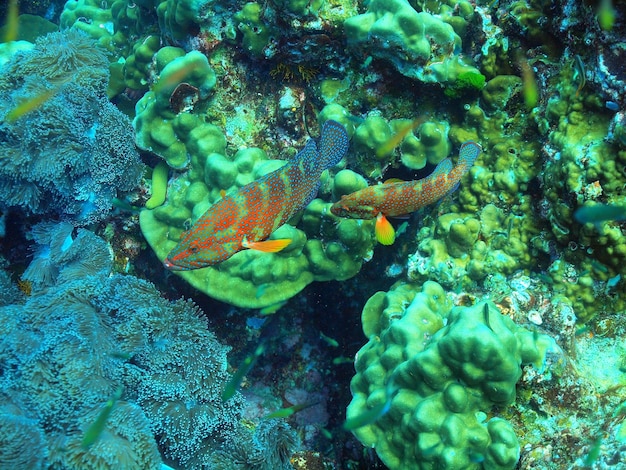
[1,0,626,468]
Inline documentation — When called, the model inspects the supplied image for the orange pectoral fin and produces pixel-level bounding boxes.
[243,238,292,253]
[375,214,396,245]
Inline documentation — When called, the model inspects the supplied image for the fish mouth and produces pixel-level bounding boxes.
[163,258,185,271]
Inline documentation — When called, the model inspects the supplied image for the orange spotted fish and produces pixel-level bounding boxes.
[331,141,481,245]
[164,120,349,270]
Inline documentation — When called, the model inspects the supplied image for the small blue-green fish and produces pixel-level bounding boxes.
[81,387,123,448]
[112,197,142,213]
[320,332,339,347]
[574,203,626,231]
[2,0,19,43]
[332,356,353,365]
[255,283,270,299]
[259,300,287,316]
[583,434,603,466]
[222,343,266,401]
[263,401,318,419]
[343,380,398,431]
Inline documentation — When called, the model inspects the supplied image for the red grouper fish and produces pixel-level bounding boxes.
[164,120,350,270]
[330,141,482,245]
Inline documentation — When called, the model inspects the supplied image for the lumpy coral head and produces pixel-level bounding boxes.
[164,120,349,270]
[347,281,555,469]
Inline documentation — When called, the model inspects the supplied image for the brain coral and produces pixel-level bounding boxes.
[0,29,143,224]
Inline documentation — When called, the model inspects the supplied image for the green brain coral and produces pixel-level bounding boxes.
[348,281,555,469]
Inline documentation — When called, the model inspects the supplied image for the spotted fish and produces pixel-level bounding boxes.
[164,120,349,270]
[330,141,481,245]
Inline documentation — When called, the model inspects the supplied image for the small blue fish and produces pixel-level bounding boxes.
[574,203,626,231]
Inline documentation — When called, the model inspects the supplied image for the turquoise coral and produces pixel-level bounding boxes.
[0,30,143,224]
[348,281,555,469]
[2,224,299,469]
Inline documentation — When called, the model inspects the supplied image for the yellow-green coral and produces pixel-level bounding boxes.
[348,281,555,469]
[344,0,480,84]
[133,49,218,168]
[140,136,376,308]
[400,120,451,170]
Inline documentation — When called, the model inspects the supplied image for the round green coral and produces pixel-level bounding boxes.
[347,281,555,469]
[133,50,217,168]
[140,132,376,308]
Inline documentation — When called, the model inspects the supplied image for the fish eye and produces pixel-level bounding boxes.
[189,241,200,253]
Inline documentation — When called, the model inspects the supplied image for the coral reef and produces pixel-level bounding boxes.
[348,281,556,469]
[0,224,299,469]
[344,0,479,84]
[2,0,626,467]
[0,30,143,224]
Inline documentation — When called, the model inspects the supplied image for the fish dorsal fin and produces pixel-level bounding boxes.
[319,120,350,169]
[431,158,453,178]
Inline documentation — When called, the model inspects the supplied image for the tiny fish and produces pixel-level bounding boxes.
[574,203,626,231]
[221,343,266,402]
[598,0,616,31]
[112,197,142,213]
[3,0,19,43]
[331,141,481,245]
[81,387,123,448]
[4,87,60,122]
[165,120,349,269]
[258,300,287,316]
[320,332,339,347]
[152,56,203,94]
[343,379,398,431]
[263,401,318,419]
[332,356,353,365]
[375,118,422,158]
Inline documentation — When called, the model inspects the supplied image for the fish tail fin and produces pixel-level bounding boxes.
[458,141,481,170]
[319,120,350,169]
[375,213,396,245]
